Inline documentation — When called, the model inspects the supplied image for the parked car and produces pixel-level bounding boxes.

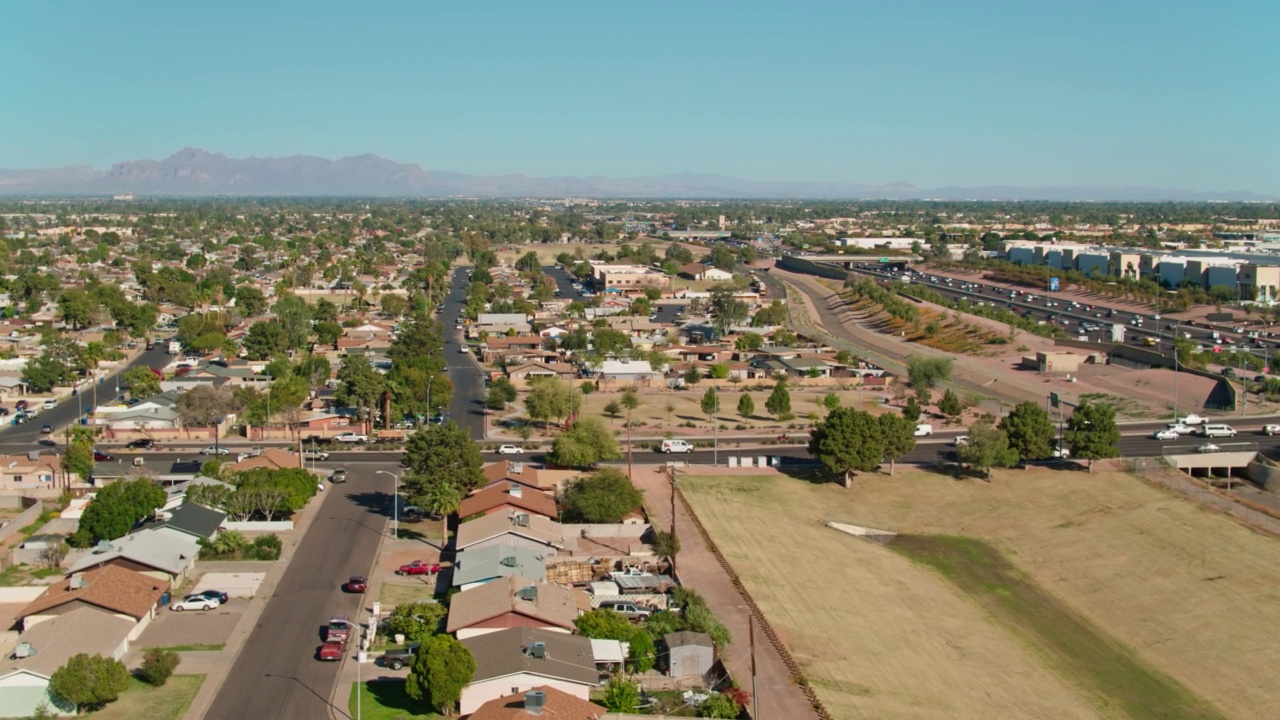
[396,561,440,576]
[379,646,416,670]
[496,444,524,455]
[194,589,229,604]
[329,468,348,483]
[0,407,8,416]
[200,446,231,455]
[913,424,933,437]
[317,638,347,661]
[326,616,354,642]
[1263,425,1280,436]
[92,450,115,462]
[598,601,654,620]
[14,400,27,410]
[333,432,368,444]
[170,594,220,612]
[127,438,158,450]
[342,576,367,593]
[1196,443,1222,454]
[660,439,694,454]
[458,345,470,354]
[1051,447,1070,458]
[1153,429,1180,441]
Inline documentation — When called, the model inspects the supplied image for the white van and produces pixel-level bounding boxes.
[660,439,694,454]
[914,424,933,437]
[1199,424,1237,438]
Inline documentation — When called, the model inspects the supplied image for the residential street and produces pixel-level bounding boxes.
[444,266,486,440]
[201,467,388,720]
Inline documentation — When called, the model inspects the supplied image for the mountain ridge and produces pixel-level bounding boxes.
[0,148,1272,202]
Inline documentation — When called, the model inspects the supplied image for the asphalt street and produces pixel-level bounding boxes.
[203,466,389,720]
[444,266,486,440]
[0,344,172,451]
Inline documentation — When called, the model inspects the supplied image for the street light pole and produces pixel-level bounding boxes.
[375,470,400,539]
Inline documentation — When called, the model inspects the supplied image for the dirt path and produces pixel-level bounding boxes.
[632,465,821,720]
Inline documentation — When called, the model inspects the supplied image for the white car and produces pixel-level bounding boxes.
[1196,443,1222,454]
[199,446,231,456]
[913,424,933,437]
[1051,447,1070,458]
[1178,414,1208,426]
[458,345,470,354]
[952,436,970,447]
[1263,424,1280,436]
[1153,429,1179,441]
[170,594,220,612]
[333,432,369,444]
[41,399,57,410]
[1166,423,1196,435]
[496,445,524,455]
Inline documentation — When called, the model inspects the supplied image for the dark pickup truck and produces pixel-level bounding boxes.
[380,646,417,670]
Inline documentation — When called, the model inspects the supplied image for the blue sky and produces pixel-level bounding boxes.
[1,0,1275,193]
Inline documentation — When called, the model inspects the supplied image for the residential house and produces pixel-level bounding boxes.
[678,262,734,282]
[446,576,586,639]
[455,511,566,554]
[459,628,601,715]
[596,359,655,385]
[466,686,607,720]
[297,410,350,432]
[452,546,549,591]
[66,527,199,584]
[162,476,235,511]
[459,482,558,521]
[0,454,69,495]
[189,362,270,389]
[478,313,532,329]
[225,447,303,473]
[18,564,169,641]
[504,362,576,384]
[537,325,569,339]
[480,461,556,494]
[140,503,226,543]
[662,631,715,677]
[96,405,182,431]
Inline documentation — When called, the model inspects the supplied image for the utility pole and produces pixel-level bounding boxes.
[749,614,758,720]
[712,381,719,467]
[668,466,678,577]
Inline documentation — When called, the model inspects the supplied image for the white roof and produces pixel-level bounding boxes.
[68,527,198,576]
[590,638,629,664]
[599,360,654,376]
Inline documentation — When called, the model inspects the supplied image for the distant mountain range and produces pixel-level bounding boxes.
[0,148,1273,202]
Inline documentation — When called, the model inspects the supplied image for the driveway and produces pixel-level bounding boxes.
[136,599,245,650]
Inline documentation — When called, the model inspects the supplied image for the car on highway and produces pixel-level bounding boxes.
[660,439,694,454]
[127,438,159,450]
[40,424,53,434]
[194,589,230,604]
[301,448,330,461]
[93,450,115,462]
[396,560,440,576]
[329,468,348,483]
[170,594,220,612]
[1263,425,1280,436]
[200,446,231,455]
[333,432,369,444]
[1166,423,1196,435]
[342,576,367,593]
[496,444,524,455]
[1177,413,1208,426]
[1153,429,1180,441]
[1196,443,1222,454]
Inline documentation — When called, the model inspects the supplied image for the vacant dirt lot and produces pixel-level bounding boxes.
[680,469,1280,720]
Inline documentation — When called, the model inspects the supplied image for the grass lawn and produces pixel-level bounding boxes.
[378,583,436,607]
[87,675,204,720]
[680,468,1280,719]
[891,534,1225,720]
[349,680,442,720]
[147,643,225,652]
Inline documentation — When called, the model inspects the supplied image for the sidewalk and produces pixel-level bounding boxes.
[179,484,331,720]
[630,464,821,720]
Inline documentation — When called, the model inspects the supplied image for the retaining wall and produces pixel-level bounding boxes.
[0,500,44,544]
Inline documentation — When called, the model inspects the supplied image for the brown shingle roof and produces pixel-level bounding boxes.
[461,627,598,685]
[468,685,607,720]
[19,565,169,622]
[482,461,552,491]
[459,483,557,520]
[446,576,584,634]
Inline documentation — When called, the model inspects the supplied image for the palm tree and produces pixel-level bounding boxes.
[423,482,463,550]
[621,389,640,480]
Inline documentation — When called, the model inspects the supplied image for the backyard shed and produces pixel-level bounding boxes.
[663,631,715,677]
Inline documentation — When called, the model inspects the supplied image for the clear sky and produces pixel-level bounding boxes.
[1,0,1275,193]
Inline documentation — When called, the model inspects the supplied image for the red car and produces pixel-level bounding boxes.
[342,576,367,593]
[326,617,353,643]
[396,561,440,576]
[318,637,346,661]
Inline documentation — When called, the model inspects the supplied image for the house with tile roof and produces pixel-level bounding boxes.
[459,628,600,716]
[459,482,558,521]
[224,447,303,473]
[18,564,169,637]
[466,685,607,720]
[446,576,587,639]
[0,454,71,496]
[480,461,555,493]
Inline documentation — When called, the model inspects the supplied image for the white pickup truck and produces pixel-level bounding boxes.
[301,449,331,461]
[1178,413,1209,426]
[332,432,368,444]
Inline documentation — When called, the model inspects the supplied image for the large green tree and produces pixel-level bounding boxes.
[878,412,917,476]
[906,355,953,389]
[547,416,621,468]
[401,420,485,502]
[405,634,475,717]
[70,478,167,547]
[958,419,1020,479]
[765,378,792,420]
[999,401,1057,461]
[271,293,313,350]
[48,653,129,713]
[562,467,643,522]
[121,365,161,400]
[336,354,385,420]
[241,321,288,360]
[1064,400,1121,472]
[808,407,885,486]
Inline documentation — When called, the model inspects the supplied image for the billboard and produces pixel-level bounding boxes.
[1048,277,1060,292]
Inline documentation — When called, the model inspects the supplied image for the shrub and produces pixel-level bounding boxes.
[249,534,283,560]
[140,648,180,687]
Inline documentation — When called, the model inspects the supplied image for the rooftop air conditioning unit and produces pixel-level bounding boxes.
[528,641,546,659]
[513,514,530,527]
[515,586,538,602]
[500,556,519,568]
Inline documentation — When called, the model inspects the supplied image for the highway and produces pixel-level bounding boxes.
[203,465,388,720]
[844,263,1277,368]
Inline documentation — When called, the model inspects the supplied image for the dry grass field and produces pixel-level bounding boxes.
[679,468,1280,720]
[574,386,890,433]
